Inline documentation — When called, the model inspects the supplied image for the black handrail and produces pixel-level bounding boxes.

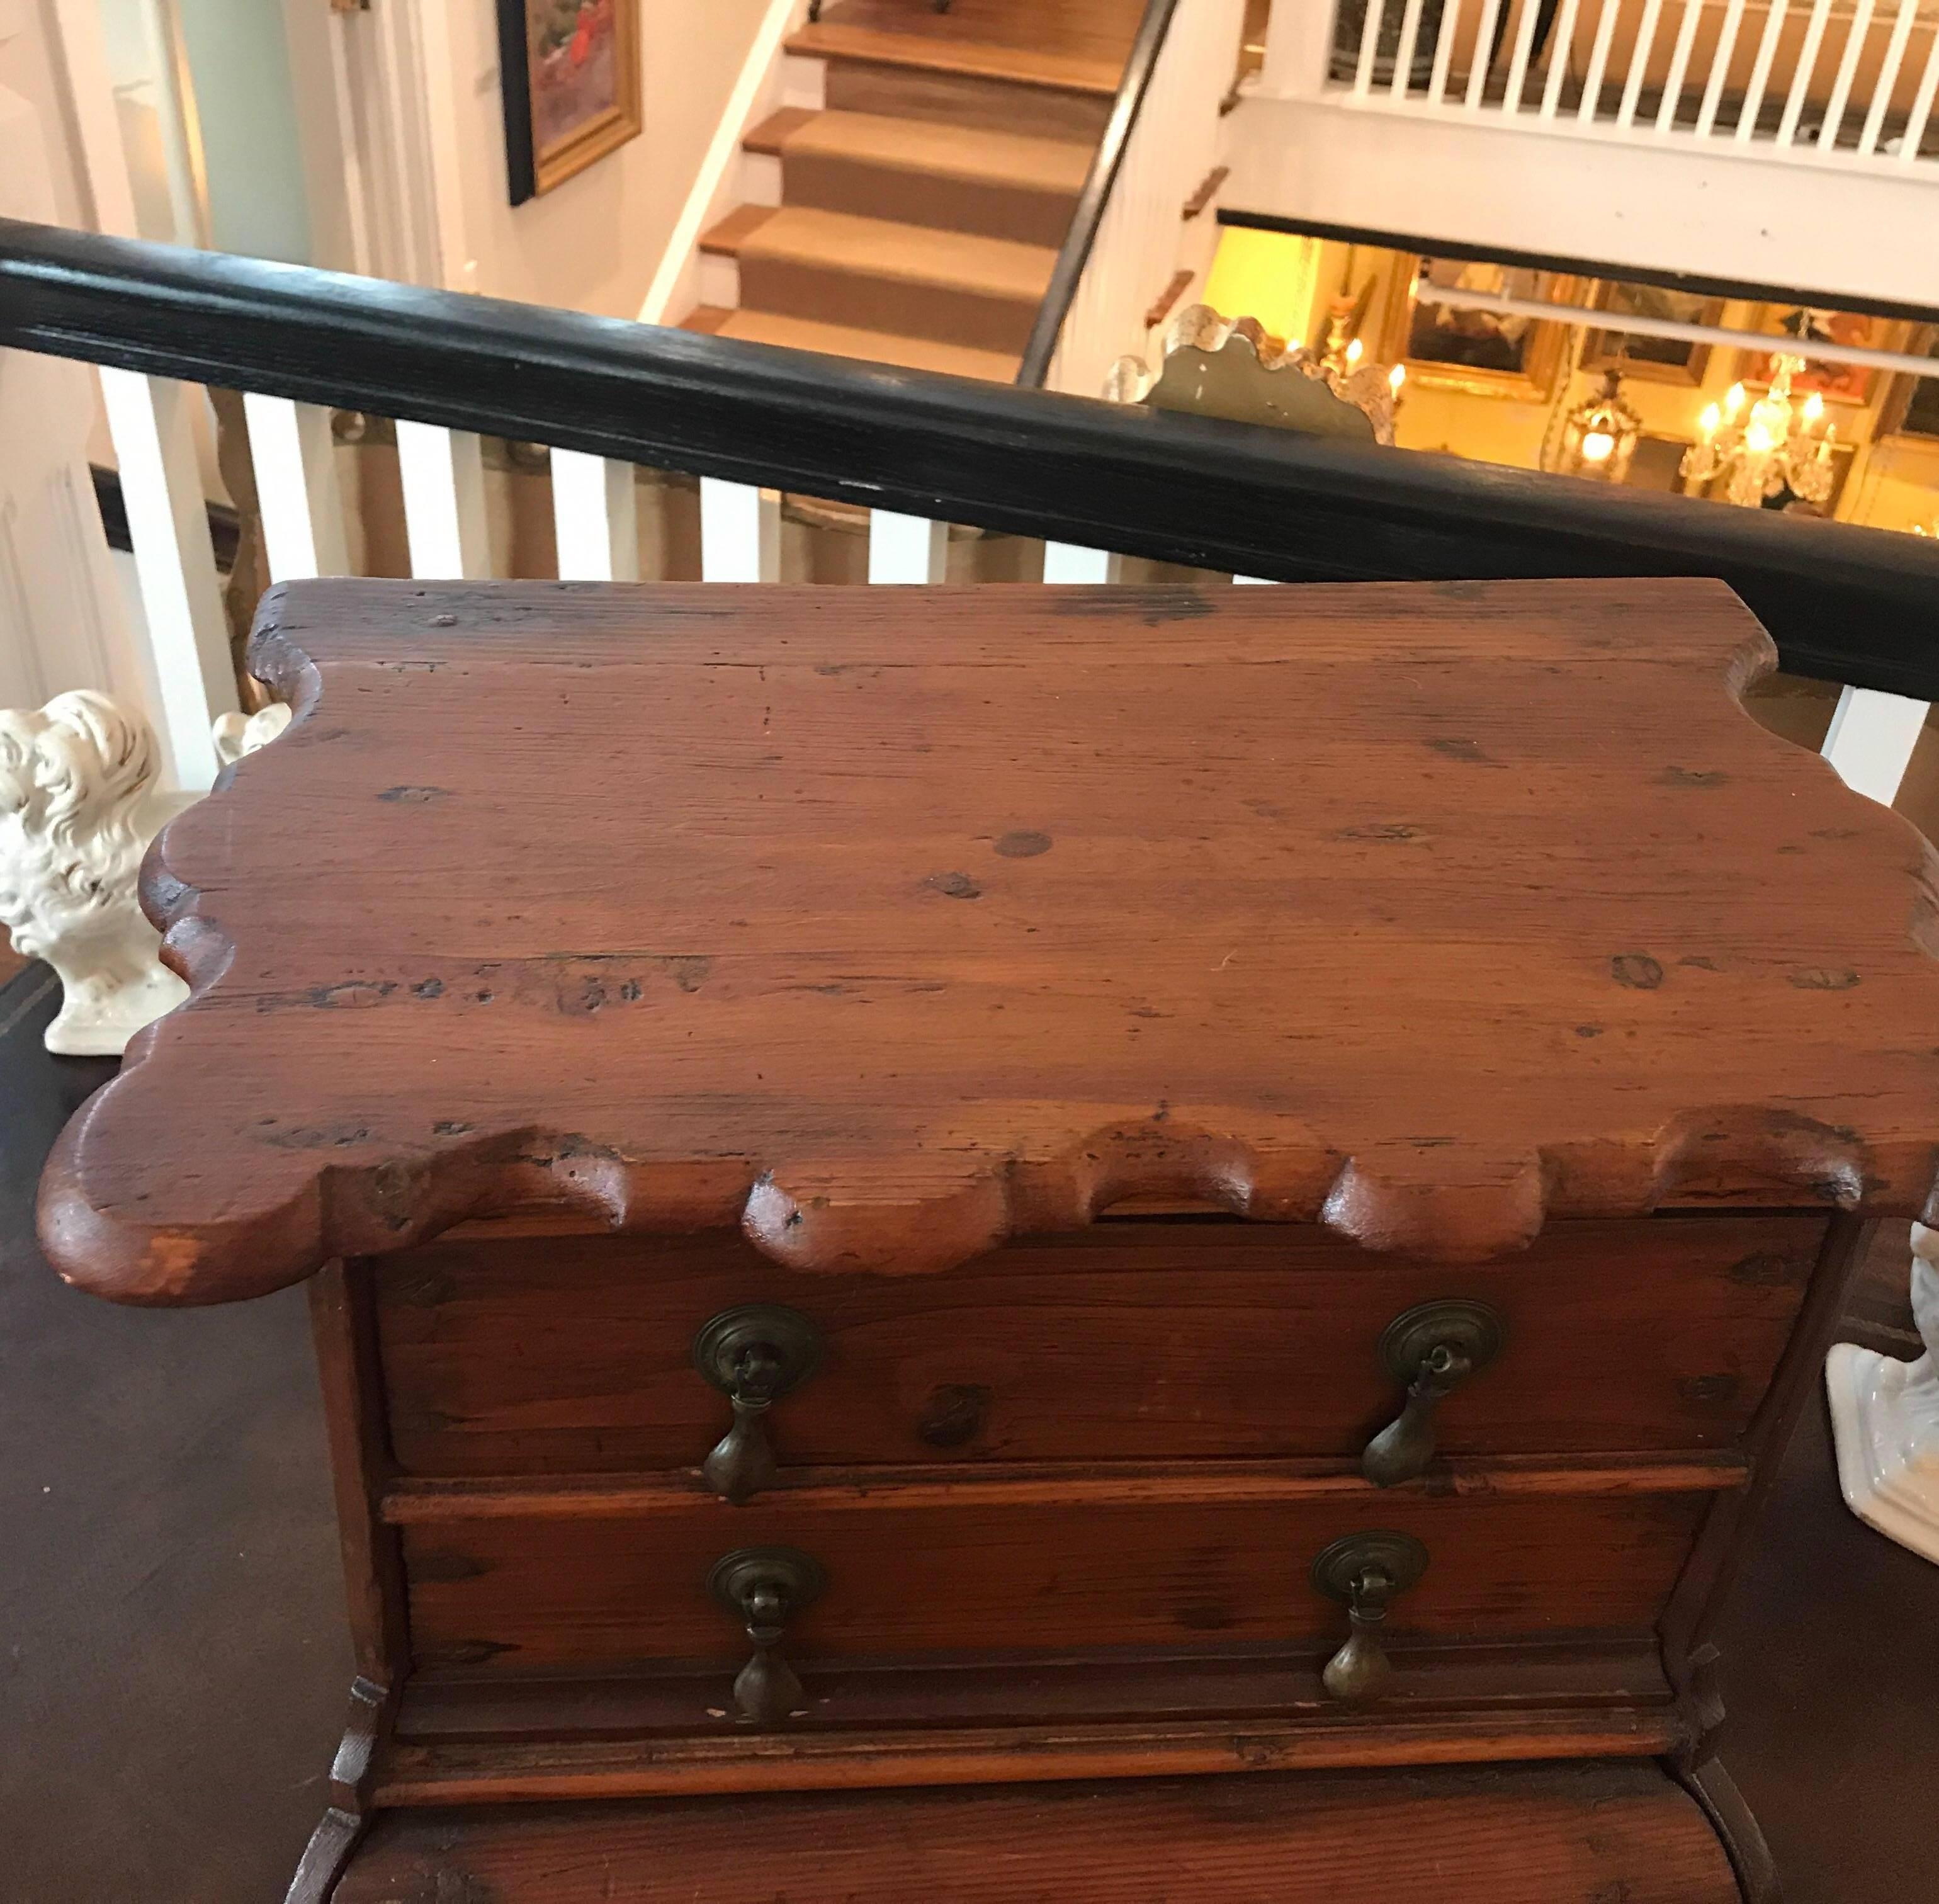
[3,217,1937,698]
[1014,0,1180,388]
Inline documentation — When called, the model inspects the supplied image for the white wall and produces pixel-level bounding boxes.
[0,60,152,749]
[429,0,772,317]
[175,0,311,263]
[0,0,91,227]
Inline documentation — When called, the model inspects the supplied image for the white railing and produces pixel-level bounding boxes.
[1046,0,1250,400]
[1277,0,1939,166]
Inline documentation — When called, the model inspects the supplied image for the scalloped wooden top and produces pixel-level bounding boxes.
[40,578,1939,1305]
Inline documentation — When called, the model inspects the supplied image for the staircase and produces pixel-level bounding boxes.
[684,0,1143,383]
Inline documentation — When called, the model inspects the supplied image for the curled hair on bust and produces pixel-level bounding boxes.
[0,690,158,961]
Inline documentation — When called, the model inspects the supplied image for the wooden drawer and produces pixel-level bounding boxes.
[400,1488,1709,1675]
[373,1213,1823,1475]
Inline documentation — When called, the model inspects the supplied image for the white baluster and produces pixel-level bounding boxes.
[1427,0,1463,102]
[1734,0,1790,139]
[1816,0,1876,148]
[243,395,350,582]
[551,451,640,582]
[1654,0,1705,131]
[1352,0,1384,96]
[1899,28,1939,163]
[396,422,490,579]
[45,0,231,791]
[1539,0,1585,116]
[1501,0,1546,110]
[1776,0,1836,145]
[1466,0,1505,110]
[1615,0,1666,128]
[1821,685,1927,806]
[699,478,780,582]
[96,368,234,792]
[1578,0,1622,120]
[867,511,949,584]
[1695,0,1750,136]
[1858,0,1919,155]
[1043,544,1118,583]
[1389,0,1429,97]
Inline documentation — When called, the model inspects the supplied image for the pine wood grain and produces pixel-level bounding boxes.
[40,579,1939,1306]
[373,1214,1818,1475]
[398,1490,1707,1672]
[380,1454,1748,1521]
[329,1762,1743,1903]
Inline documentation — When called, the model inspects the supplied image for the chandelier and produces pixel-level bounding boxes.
[1553,370,1642,483]
[1679,354,1838,509]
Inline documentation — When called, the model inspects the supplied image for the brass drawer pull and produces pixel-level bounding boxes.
[692,1304,823,1504]
[1311,1531,1429,1703]
[708,1545,825,1726]
[1362,1298,1506,1487]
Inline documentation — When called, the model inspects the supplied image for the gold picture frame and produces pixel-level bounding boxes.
[1738,302,1908,409]
[1880,325,1939,441]
[1583,281,1724,387]
[1401,258,1582,402]
[499,0,643,205]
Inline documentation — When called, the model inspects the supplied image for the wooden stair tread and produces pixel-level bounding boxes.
[747,108,1095,185]
[699,205,1056,302]
[680,305,1019,383]
[788,20,1127,95]
[331,1762,1741,1903]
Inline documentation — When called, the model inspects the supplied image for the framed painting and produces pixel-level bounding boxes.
[499,0,642,204]
[1880,326,1939,441]
[1583,281,1724,386]
[1738,303,1908,408]
[1402,257,1580,400]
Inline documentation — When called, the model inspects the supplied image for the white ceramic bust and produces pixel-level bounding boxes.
[1827,1223,1939,1565]
[0,691,187,1055]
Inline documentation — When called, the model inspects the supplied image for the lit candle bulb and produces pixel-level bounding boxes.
[1724,382,1746,417]
[1580,429,1615,464]
[1803,390,1825,431]
[1345,337,1364,368]
[1699,402,1721,441]
[1388,362,1406,394]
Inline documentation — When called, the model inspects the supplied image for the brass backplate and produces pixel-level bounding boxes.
[708,1546,827,1616]
[1311,1531,1431,1603]
[692,1304,823,1397]
[1377,1298,1507,1384]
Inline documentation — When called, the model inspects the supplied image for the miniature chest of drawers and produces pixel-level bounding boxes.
[43,578,1939,1903]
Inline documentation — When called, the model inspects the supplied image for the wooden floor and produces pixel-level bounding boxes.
[2,956,1935,1900]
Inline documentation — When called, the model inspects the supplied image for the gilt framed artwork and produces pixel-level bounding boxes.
[1880,326,1939,441]
[1583,281,1724,387]
[1738,303,1908,408]
[498,0,642,204]
[1401,258,1580,401]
